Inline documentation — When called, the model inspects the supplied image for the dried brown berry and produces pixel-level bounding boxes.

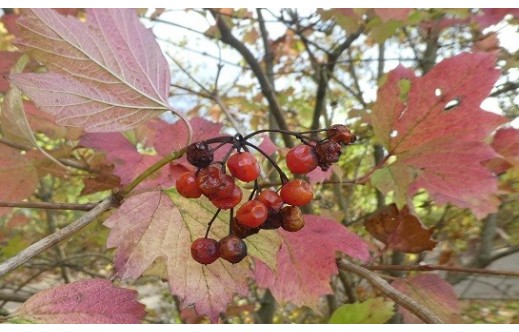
[327,124,356,145]
[186,142,214,168]
[281,206,305,232]
[314,140,342,171]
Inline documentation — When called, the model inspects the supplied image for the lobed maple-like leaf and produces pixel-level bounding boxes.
[0,145,38,216]
[104,190,281,322]
[11,9,172,132]
[371,53,506,218]
[254,215,370,309]
[11,279,146,323]
[391,274,461,323]
[329,298,394,324]
[364,204,437,253]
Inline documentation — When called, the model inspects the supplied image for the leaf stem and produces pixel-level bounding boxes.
[205,209,221,238]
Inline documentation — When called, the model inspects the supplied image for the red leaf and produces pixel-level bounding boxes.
[371,53,506,218]
[104,190,281,322]
[254,215,370,309]
[257,134,279,156]
[12,279,146,323]
[392,274,461,323]
[0,13,19,36]
[373,9,410,22]
[492,128,519,168]
[11,9,172,132]
[365,204,437,253]
[307,164,335,184]
[474,9,519,28]
[0,51,22,92]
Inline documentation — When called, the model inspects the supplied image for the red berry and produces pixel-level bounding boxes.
[176,171,203,198]
[281,206,304,232]
[191,237,219,265]
[257,190,284,213]
[186,142,214,168]
[286,144,318,174]
[280,179,313,206]
[210,185,243,210]
[196,166,234,197]
[219,235,247,264]
[231,217,260,239]
[327,124,356,145]
[236,200,268,228]
[227,152,261,182]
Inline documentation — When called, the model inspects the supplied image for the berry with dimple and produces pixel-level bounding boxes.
[236,200,268,228]
[327,124,356,145]
[231,217,260,239]
[257,190,284,213]
[196,165,234,197]
[226,152,261,182]
[280,179,313,206]
[186,142,214,168]
[286,144,318,174]
[314,140,342,171]
[209,185,242,210]
[281,206,305,232]
[219,235,247,264]
[191,237,219,265]
[176,171,202,198]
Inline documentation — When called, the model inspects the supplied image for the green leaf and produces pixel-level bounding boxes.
[371,165,419,208]
[329,298,394,324]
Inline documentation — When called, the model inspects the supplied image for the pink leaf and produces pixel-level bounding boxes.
[474,9,519,28]
[0,145,38,216]
[12,279,146,323]
[371,53,506,218]
[254,215,370,309]
[492,128,519,168]
[307,164,335,184]
[257,134,279,156]
[104,190,281,322]
[0,51,22,92]
[11,9,172,132]
[373,9,410,22]
[0,13,19,37]
[391,274,461,324]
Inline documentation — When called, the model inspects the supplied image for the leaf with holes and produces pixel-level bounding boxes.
[10,279,146,323]
[371,53,506,218]
[254,215,370,309]
[11,9,173,132]
[104,190,281,322]
[392,274,461,323]
[329,298,394,324]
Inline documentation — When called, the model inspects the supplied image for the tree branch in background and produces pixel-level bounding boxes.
[368,264,519,278]
[0,201,98,211]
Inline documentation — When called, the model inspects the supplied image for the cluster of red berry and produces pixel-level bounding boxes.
[176,125,356,265]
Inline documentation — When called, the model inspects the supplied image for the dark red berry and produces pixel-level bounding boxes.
[219,235,247,264]
[286,144,318,174]
[226,152,261,182]
[314,140,342,171]
[257,190,284,213]
[261,211,283,230]
[186,142,214,168]
[196,166,234,197]
[176,171,203,198]
[191,237,219,265]
[327,124,356,145]
[236,200,268,228]
[281,206,304,232]
[280,179,313,206]
[210,185,243,210]
[231,217,260,238]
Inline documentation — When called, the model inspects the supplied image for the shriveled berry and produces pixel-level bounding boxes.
[231,217,260,239]
[196,166,234,197]
[280,179,314,206]
[186,142,214,168]
[191,237,219,265]
[286,144,318,174]
[327,124,356,145]
[210,185,242,210]
[281,206,305,232]
[257,190,284,213]
[236,200,268,228]
[314,140,342,171]
[176,171,202,198]
[227,152,261,182]
[261,211,282,230]
[219,235,247,264]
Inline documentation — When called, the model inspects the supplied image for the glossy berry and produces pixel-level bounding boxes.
[227,152,261,182]
[231,217,260,239]
[176,171,202,198]
[257,190,284,213]
[280,179,314,206]
[314,140,342,171]
[281,206,304,232]
[196,166,234,197]
[236,200,268,228]
[210,185,242,210]
[191,237,219,265]
[286,144,318,174]
[186,142,214,168]
[219,235,247,264]
[327,124,356,145]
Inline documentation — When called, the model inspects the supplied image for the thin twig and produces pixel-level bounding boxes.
[338,259,444,324]
[368,264,519,278]
[0,200,97,211]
